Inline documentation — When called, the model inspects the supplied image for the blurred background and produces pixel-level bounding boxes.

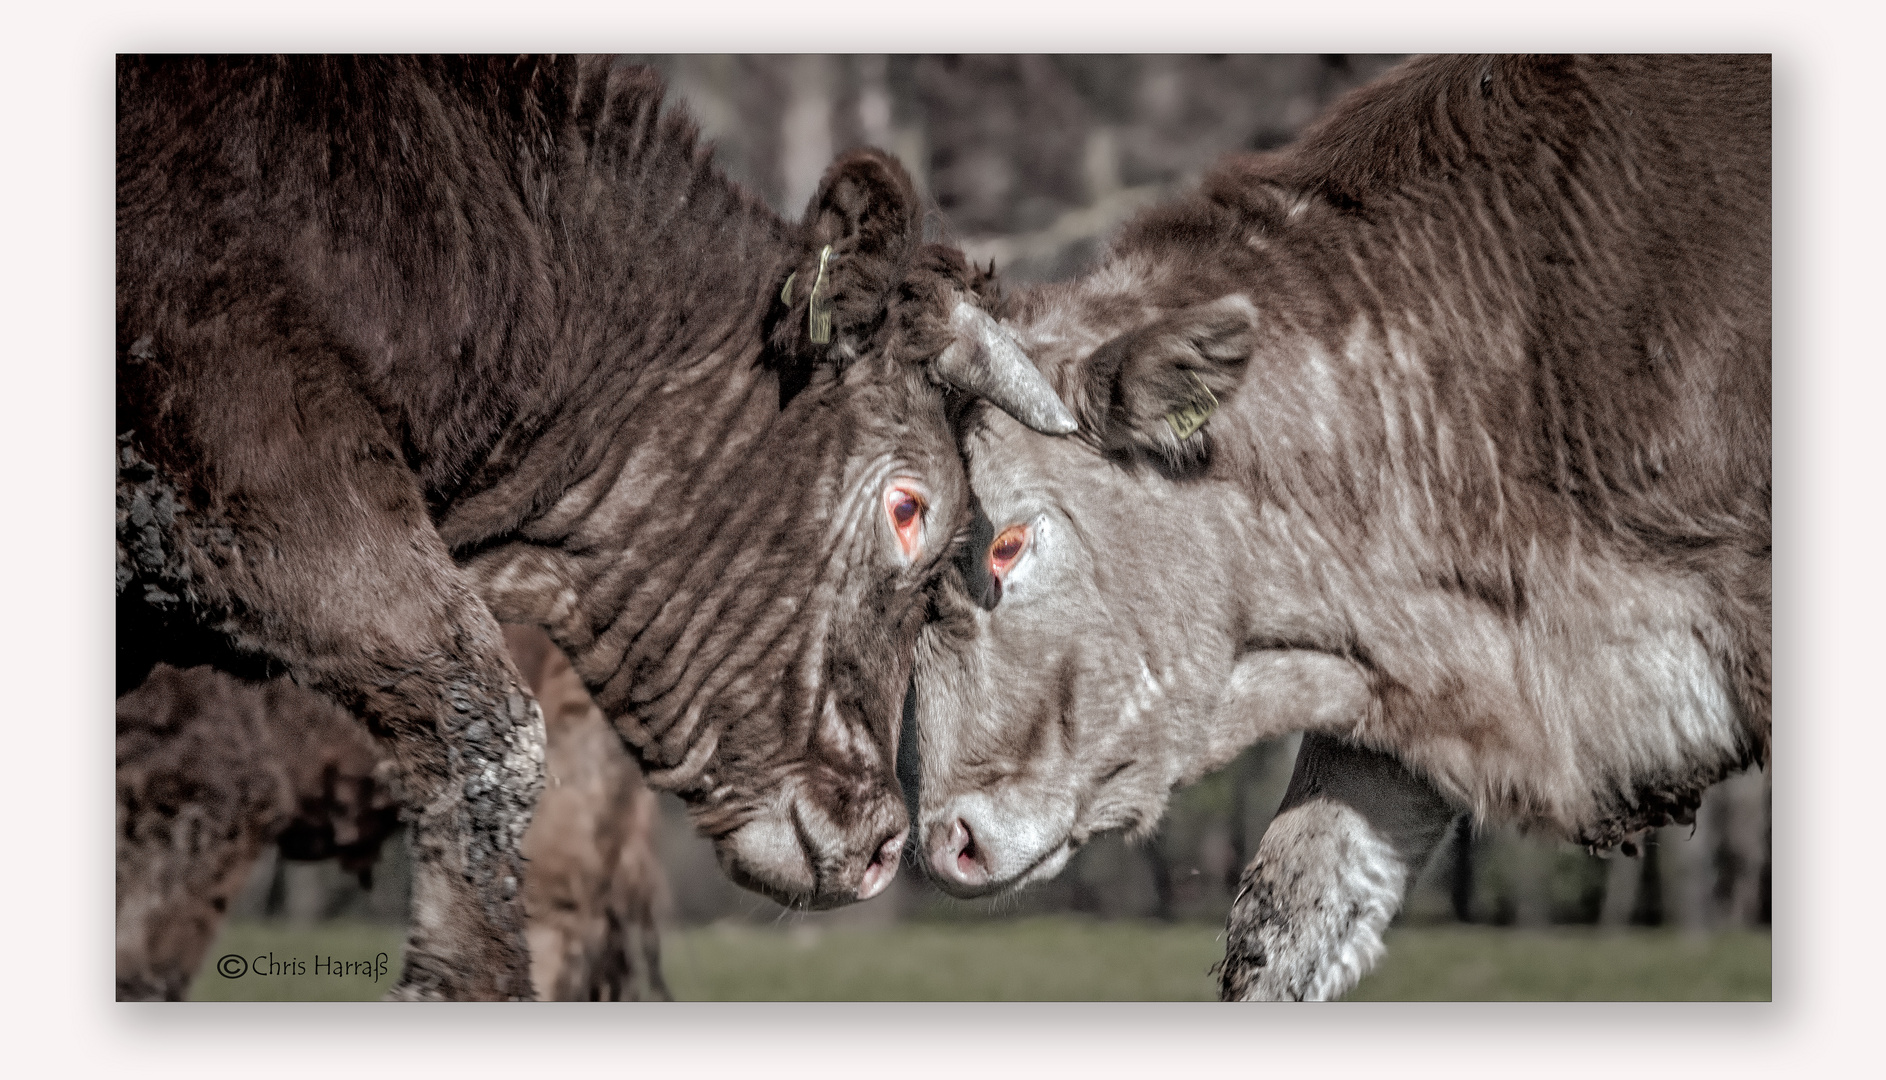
[166,54,1770,1001]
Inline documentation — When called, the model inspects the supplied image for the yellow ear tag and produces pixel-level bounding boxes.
[780,272,797,305]
[807,244,835,345]
[1164,371,1219,440]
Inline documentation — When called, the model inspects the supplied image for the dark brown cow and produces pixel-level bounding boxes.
[117,628,673,1002]
[909,55,1769,999]
[116,56,1074,998]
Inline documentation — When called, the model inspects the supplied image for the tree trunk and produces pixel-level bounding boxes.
[1510,830,1554,928]
[1448,816,1475,923]
[1714,767,1770,927]
[1598,851,1642,929]
[1659,818,1715,934]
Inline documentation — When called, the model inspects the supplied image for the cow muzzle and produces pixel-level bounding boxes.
[713,782,909,909]
[920,792,1074,899]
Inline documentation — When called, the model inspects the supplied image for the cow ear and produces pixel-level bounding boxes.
[792,149,922,341]
[803,148,919,257]
[1080,294,1257,468]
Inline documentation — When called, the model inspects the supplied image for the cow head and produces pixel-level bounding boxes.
[908,280,1370,898]
[483,147,1078,911]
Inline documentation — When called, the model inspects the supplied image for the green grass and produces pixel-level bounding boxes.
[186,917,1770,1001]
[664,918,1225,1000]
[1346,926,1772,1001]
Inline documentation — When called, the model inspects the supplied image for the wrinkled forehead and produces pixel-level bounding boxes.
[963,408,1112,519]
[835,358,965,471]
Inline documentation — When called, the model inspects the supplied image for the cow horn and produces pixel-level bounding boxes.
[934,300,1078,435]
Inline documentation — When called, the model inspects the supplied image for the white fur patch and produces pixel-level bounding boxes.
[1226,799,1408,1001]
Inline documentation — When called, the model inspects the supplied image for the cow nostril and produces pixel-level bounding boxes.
[872,828,907,872]
[955,821,981,875]
[929,817,988,887]
[857,827,907,901]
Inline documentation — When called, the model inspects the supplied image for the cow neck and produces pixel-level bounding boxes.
[435,99,807,557]
[1004,164,1541,667]
[1067,134,1600,689]
[444,99,842,774]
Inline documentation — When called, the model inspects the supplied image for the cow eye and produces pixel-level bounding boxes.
[885,484,928,560]
[989,524,1029,579]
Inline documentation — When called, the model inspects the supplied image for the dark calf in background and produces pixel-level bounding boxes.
[116,626,670,1002]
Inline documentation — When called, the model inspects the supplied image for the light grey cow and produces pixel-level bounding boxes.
[909,54,1769,1000]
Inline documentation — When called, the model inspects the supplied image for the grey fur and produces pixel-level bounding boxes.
[911,55,1768,999]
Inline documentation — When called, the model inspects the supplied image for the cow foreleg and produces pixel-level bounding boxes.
[1217,734,1457,1001]
[384,661,544,1001]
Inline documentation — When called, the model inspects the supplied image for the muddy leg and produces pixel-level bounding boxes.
[378,654,543,1000]
[1218,733,1457,1001]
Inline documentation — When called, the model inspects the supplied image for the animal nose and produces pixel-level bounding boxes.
[928,817,991,889]
[714,788,907,909]
[856,827,908,901]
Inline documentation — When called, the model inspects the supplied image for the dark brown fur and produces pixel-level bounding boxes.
[118,56,996,998]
